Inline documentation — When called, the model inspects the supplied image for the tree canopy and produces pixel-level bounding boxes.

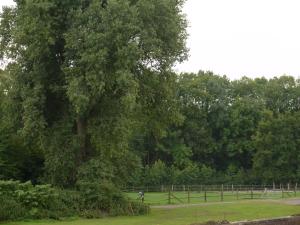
[0,0,187,187]
[1,0,300,187]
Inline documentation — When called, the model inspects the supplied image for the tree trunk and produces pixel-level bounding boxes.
[76,117,88,163]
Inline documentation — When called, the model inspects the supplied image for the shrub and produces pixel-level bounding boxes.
[76,182,149,217]
[0,180,148,221]
[0,180,70,220]
[0,196,26,221]
[130,201,149,215]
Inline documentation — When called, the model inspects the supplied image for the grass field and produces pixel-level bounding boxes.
[2,200,300,225]
[127,190,299,205]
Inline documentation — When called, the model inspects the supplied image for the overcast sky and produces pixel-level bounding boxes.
[1,0,300,80]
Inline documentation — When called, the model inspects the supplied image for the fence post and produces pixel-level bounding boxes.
[295,184,297,197]
[251,185,253,199]
[188,186,190,204]
[221,184,224,202]
[204,185,207,202]
[168,188,171,204]
[282,186,284,198]
[232,184,234,193]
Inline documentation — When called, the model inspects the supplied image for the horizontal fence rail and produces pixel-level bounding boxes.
[123,183,299,205]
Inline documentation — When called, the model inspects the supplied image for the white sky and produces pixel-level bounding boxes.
[1,0,300,80]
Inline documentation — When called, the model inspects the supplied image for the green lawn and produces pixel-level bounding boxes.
[127,190,299,205]
[2,201,300,225]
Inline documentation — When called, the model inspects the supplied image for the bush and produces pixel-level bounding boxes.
[77,182,126,211]
[130,201,149,215]
[76,182,149,217]
[0,180,70,220]
[0,196,26,221]
[0,180,148,221]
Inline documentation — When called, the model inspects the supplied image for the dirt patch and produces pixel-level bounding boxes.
[191,216,300,225]
[232,216,300,225]
[282,199,300,205]
[190,221,230,225]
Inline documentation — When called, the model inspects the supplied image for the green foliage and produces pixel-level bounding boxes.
[0,0,187,188]
[225,98,263,169]
[77,151,143,187]
[0,196,26,221]
[253,111,300,183]
[144,160,170,186]
[0,180,148,221]
[0,134,43,182]
[77,159,115,184]
[133,72,300,186]
[178,72,231,167]
[76,182,148,216]
[0,180,66,220]
[0,0,299,205]
[172,163,200,184]
[43,121,79,187]
[198,165,216,184]
[77,182,125,212]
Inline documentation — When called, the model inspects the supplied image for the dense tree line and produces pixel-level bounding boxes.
[1,0,300,190]
[134,72,300,186]
[2,68,300,186]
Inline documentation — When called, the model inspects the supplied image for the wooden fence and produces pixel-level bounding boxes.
[123,184,299,205]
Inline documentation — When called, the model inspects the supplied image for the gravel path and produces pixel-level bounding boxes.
[151,198,300,209]
[282,199,300,205]
[151,201,235,209]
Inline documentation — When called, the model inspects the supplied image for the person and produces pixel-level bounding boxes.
[138,191,144,203]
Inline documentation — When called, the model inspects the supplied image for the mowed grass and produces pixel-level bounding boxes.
[3,201,300,225]
[127,191,299,205]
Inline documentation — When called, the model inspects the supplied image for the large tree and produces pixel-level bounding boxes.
[253,111,300,183]
[0,0,187,186]
[178,71,231,168]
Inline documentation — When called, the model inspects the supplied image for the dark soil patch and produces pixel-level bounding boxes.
[191,216,300,225]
